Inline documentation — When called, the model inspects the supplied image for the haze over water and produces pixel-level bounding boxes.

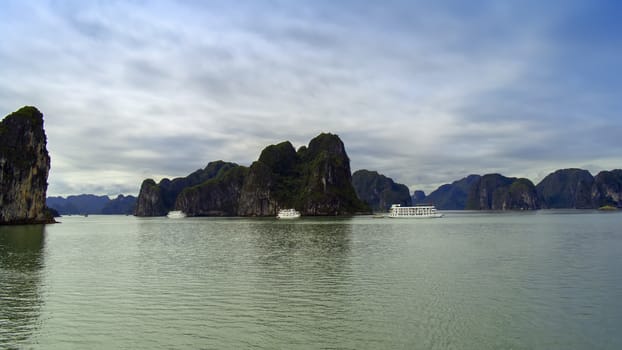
[1,211,621,349]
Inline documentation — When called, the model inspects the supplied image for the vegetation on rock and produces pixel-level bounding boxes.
[466,174,539,210]
[135,133,369,217]
[352,169,411,211]
[598,205,618,211]
[591,170,622,208]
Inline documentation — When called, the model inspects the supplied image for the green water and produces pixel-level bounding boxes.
[1,211,621,349]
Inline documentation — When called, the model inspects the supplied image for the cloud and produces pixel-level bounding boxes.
[0,0,620,196]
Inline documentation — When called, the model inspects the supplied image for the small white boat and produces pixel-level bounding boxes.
[166,210,186,219]
[276,208,301,219]
[388,204,443,218]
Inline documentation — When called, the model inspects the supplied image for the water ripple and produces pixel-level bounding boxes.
[1,213,621,349]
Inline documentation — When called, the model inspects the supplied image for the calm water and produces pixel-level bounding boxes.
[1,211,621,349]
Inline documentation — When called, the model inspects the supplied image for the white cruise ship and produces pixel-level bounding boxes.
[388,204,443,218]
[166,210,186,219]
[276,208,301,219]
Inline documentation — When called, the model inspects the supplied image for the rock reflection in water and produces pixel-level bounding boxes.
[0,224,46,347]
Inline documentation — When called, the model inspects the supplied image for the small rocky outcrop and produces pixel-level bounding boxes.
[0,106,53,224]
[466,174,539,210]
[352,169,412,211]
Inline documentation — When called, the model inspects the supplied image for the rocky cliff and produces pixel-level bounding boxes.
[237,141,299,216]
[418,174,481,209]
[135,179,167,216]
[135,133,369,216]
[231,133,369,216]
[351,169,411,211]
[0,106,53,224]
[176,166,248,216]
[536,168,594,209]
[134,161,237,216]
[591,170,622,208]
[536,168,622,209]
[294,133,369,215]
[466,174,539,210]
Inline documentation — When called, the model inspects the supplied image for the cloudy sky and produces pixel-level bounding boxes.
[1,0,620,197]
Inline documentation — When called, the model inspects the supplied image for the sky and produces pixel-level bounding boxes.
[1,0,620,197]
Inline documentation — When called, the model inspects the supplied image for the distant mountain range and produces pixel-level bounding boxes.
[46,194,136,215]
[411,168,621,210]
[51,168,620,216]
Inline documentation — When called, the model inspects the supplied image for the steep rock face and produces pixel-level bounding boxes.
[297,134,369,215]
[591,170,622,208]
[536,168,594,208]
[424,174,481,209]
[352,169,412,211]
[238,142,298,216]
[134,161,238,216]
[466,174,539,210]
[134,179,167,216]
[466,174,513,210]
[0,106,52,224]
[505,178,540,210]
[176,166,248,216]
[158,161,238,210]
[238,161,279,216]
